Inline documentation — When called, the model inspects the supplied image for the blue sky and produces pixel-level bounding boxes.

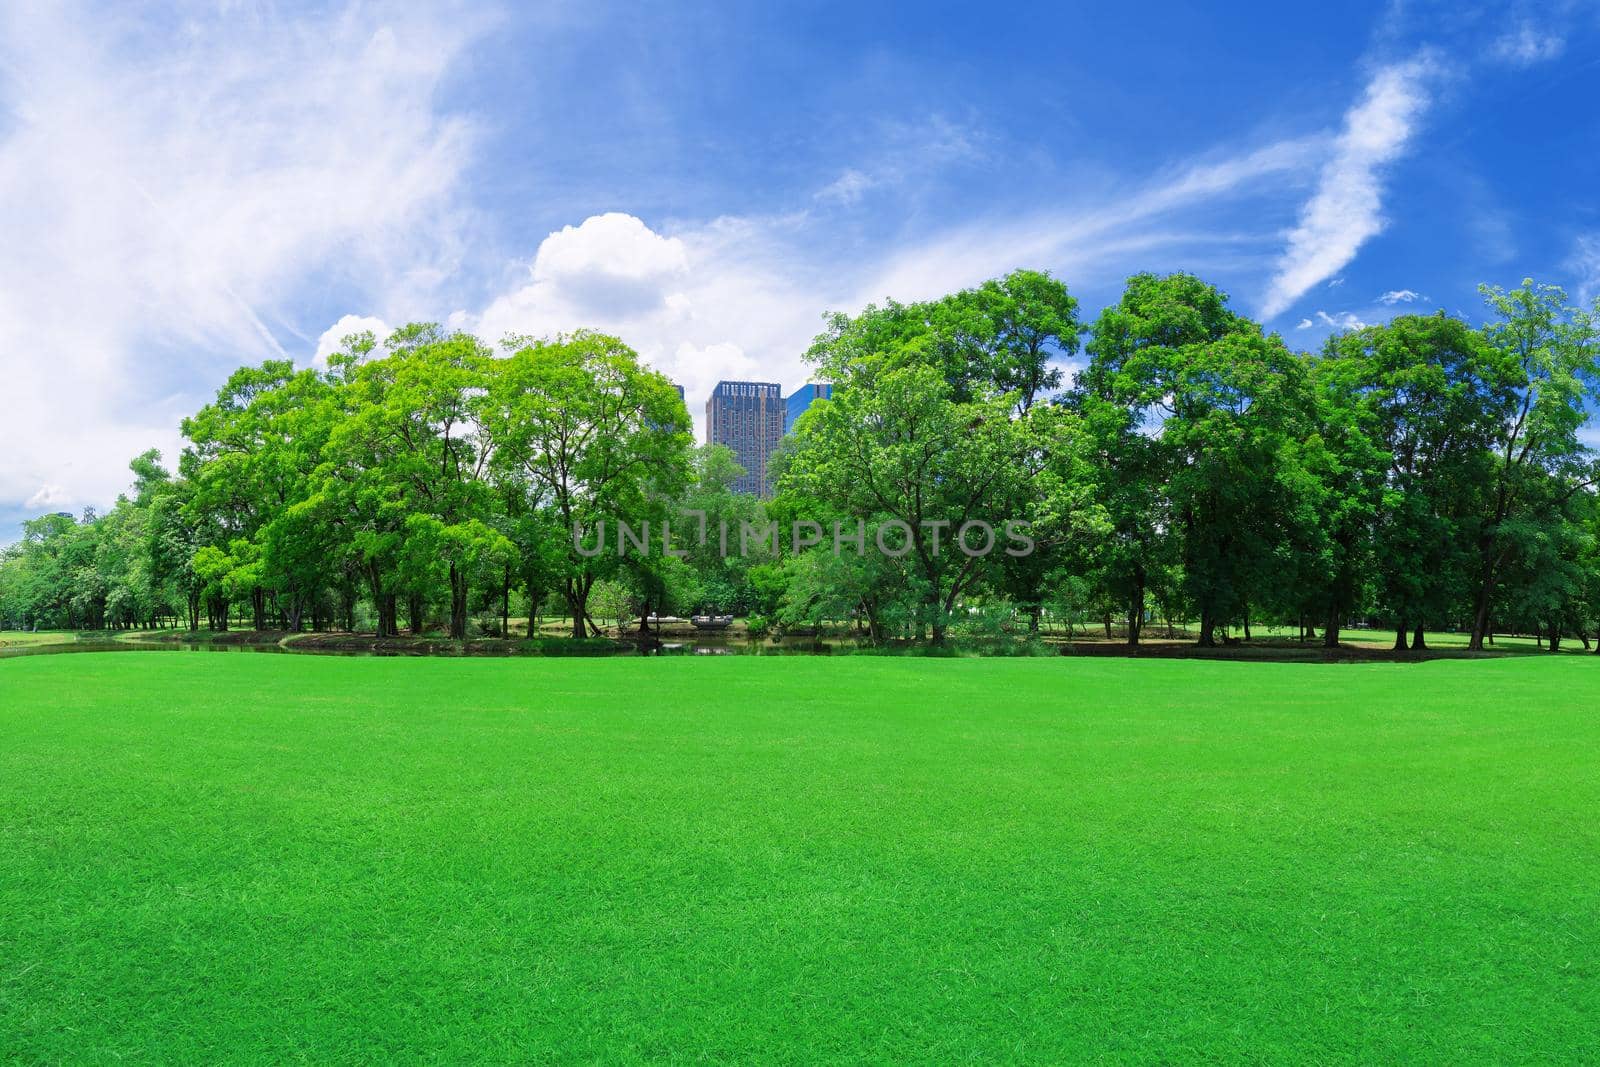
[1,0,1597,542]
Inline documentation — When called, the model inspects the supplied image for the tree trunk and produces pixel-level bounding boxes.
[409,594,426,636]
[252,586,266,631]
[1197,606,1216,647]
[1412,624,1426,651]
[449,563,469,640]
[565,577,589,639]
[367,569,395,638]
[1394,616,1409,652]
[1548,622,1562,653]
[1126,567,1145,648]
[1323,600,1340,649]
[502,581,511,639]
[1468,554,1495,651]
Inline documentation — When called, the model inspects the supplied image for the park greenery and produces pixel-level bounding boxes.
[4,270,1599,650]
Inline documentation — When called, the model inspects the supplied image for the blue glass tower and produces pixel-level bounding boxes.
[784,383,833,434]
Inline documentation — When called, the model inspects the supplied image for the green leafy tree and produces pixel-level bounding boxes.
[1466,281,1600,649]
[486,332,692,638]
[1321,314,1511,648]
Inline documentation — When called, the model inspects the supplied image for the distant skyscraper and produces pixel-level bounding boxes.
[784,383,833,434]
[706,380,783,496]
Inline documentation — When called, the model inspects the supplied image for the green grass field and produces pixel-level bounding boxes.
[2,654,1596,1061]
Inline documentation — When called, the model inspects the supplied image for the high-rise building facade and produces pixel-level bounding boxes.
[784,383,833,434]
[706,380,783,497]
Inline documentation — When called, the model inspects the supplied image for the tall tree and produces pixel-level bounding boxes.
[1467,282,1599,650]
[328,324,509,639]
[1322,314,1511,649]
[1080,273,1308,645]
[487,332,692,638]
[782,361,1033,644]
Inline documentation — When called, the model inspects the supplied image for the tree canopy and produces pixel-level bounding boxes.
[6,269,1599,652]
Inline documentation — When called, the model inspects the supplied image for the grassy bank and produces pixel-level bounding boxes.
[1,654,1596,1060]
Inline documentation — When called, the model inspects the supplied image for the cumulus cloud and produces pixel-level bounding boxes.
[0,3,483,515]
[1296,318,1315,330]
[1377,289,1424,304]
[24,485,70,511]
[313,315,393,369]
[474,212,832,430]
[468,136,1320,437]
[528,212,690,316]
[1259,56,1437,319]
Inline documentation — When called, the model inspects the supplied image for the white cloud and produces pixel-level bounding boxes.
[1314,310,1371,331]
[313,315,393,369]
[0,3,484,513]
[1568,238,1600,308]
[671,341,764,402]
[1296,318,1314,330]
[856,138,1319,306]
[24,485,70,510]
[1327,277,1345,288]
[1259,56,1437,319]
[1490,23,1566,66]
[1377,289,1424,304]
[529,212,690,316]
[474,212,830,433]
[469,137,1319,438]
[1569,234,1600,306]
[815,169,877,206]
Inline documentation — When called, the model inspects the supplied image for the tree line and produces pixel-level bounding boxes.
[4,271,1599,651]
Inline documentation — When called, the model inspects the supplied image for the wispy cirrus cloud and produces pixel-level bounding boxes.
[815,169,878,206]
[1571,234,1600,306]
[1259,55,1440,320]
[0,2,490,515]
[1314,310,1372,331]
[1489,22,1567,66]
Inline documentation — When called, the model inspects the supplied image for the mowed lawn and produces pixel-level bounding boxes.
[1,655,1596,1062]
